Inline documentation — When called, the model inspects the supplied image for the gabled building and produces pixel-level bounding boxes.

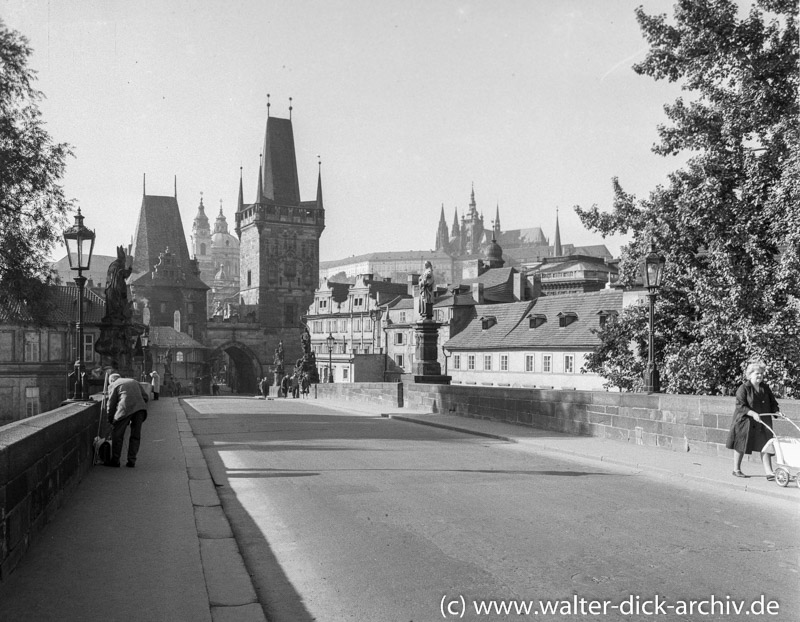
[443,289,623,391]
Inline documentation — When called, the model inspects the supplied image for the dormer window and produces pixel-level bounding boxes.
[597,310,618,328]
[557,312,578,328]
[528,313,547,329]
[480,316,497,330]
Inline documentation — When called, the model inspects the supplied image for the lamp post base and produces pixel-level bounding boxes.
[643,363,660,394]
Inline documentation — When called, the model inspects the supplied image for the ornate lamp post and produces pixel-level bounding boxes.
[63,208,95,400]
[326,332,335,383]
[642,241,666,393]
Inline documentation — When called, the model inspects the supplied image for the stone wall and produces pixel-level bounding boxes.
[317,382,800,458]
[315,382,404,409]
[0,400,99,580]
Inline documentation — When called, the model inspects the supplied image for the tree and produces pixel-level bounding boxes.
[576,0,799,396]
[0,20,73,322]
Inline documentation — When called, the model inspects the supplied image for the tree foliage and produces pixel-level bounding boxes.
[0,20,73,322]
[576,1,799,396]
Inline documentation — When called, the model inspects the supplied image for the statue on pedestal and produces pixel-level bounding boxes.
[418,260,435,319]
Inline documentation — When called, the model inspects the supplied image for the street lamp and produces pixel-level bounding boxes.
[141,327,150,380]
[326,332,335,383]
[642,241,666,393]
[63,208,95,401]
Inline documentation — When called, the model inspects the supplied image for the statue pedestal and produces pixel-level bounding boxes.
[412,319,450,385]
[96,318,136,376]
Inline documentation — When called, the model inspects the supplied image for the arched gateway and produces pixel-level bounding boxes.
[209,340,262,395]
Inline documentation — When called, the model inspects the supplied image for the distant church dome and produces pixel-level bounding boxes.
[211,203,239,250]
[482,237,505,269]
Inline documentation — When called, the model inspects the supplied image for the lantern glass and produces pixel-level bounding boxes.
[643,243,666,290]
[63,209,96,271]
[326,333,335,350]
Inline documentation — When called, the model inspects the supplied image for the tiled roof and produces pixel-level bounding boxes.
[434,293,478,308]
[130,194,192,279]
[443,289,623,351]
[261,117,301,204]
[147,326,206,349]
[0,284,106,325]
[461,267,517,303]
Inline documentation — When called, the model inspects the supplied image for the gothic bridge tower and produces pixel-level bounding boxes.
[235,107,325,330]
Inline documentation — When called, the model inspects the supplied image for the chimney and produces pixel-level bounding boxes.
[408,273,419,297]
[471,282,484,304]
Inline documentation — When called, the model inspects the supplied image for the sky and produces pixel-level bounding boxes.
[3,0,693,264]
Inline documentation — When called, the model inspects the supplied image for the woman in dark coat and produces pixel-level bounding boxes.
[726,362,782,479]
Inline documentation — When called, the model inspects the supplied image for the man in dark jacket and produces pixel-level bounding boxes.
[105,373,149,468]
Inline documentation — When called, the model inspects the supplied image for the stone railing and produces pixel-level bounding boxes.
[315,382,800,459]
[314,382,404,409]
[0,400,100,580]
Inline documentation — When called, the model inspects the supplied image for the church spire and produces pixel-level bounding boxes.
[554,208,563,257]
[435,203,449,251]
[494,203,501,235]
[451,207,460,239]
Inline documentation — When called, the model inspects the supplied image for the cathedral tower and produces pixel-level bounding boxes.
[235,112,325,328]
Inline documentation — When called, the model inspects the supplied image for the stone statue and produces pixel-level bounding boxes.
[301,324,311,355]
[418,260,434,318]
[104,246,132,321]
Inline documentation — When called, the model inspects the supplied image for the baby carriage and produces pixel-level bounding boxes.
[760,416,800,488]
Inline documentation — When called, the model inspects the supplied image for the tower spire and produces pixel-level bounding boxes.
[143,173,146,196]
[289,96,293,120]
[237,166,244,211]
[554,207,563,257]
[267,93,270,117]
[256,153,263,202]
[315,155,323,210]
[174,174,177,199]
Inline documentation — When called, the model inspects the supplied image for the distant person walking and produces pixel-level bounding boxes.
[726,361,783,480]
[150,370,160,400]
[105,373,149,468]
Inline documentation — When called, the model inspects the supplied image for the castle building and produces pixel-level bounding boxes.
[234,112,326,329]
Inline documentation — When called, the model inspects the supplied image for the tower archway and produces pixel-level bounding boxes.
[209,341,262,395]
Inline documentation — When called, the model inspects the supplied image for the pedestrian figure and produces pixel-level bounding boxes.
[280,374,290,398]
[104,372,149,468]
[291,372,300,398]
[149,369,160,400]
[301,373,310,398]
[726,361,783,479]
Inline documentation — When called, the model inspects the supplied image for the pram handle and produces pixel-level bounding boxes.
[756,413,800,438]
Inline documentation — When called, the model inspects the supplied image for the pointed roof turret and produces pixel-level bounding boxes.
[258,115,301,204]
[451,207,460,238]
[316,156,324,210]
[494,203,501,234]
[256,153,264,203]
[554,208,563,257]
[237,166,244,212]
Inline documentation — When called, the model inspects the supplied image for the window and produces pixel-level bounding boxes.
[598,310,618,328]
[468,355,475,370]
[558,312,578,328]
[453,354,461,370]
[399,311,406,323]
[176,351,185,362]
[319,299,328,309]
[564,354,575,374]
[394,332,404,345]
[343,368,349,380]
[25,387,40,418]
[353,297,363,307]
[395,354,404,367]
[24,332,41,362]
[543,355,552,373]
[0,332,13,361]
[483,354,492,371]
[364,318,372,331]
[500,355,508,371]
[340,319,348,332]
[481,316,497,330]
[529,314,547,329]
[525,354,534,372]
[247,270,252,286]
[83,334,95,363]
[353,318,361,332]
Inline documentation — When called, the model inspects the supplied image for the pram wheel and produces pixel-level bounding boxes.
[774,467,789,487]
